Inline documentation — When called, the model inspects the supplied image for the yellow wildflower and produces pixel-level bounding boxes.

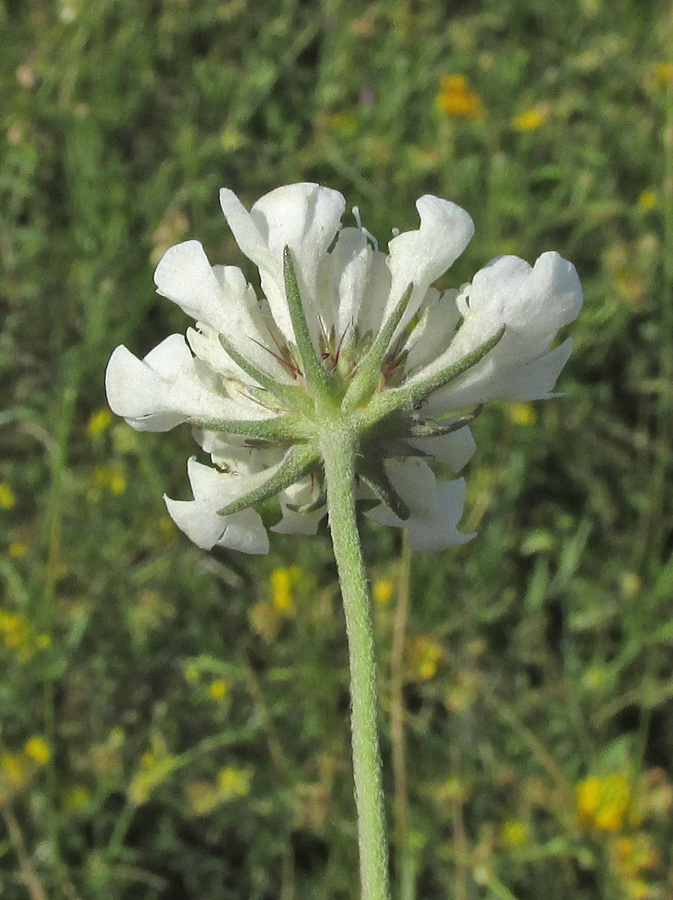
[501,819,530,848]
[611,833,658,880]
[0,483,17,510]
[327,111,358,137]
[654,62,673,84]
[90,465,127,497]
[270,566,302,615]
[0,610,30,649]
[436,75,484,119]
[637,190,658,212]
[508,403,537,426]
[217,766,252,799]
[408,635,443,680]
[63,784,91,811]
[1,753,29,789]
[512,107,547,131]
[372,578,395,605]
[87,408,113,437]
[207,679,229,701]
[24,736,50,766]
[8,542,27,558]
[577,772,632,831]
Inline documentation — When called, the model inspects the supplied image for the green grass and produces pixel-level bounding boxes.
[2,0,673,897]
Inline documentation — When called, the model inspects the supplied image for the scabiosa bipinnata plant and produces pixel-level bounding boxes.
[105,183,582,900]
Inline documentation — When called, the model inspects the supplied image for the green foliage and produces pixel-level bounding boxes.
[2,0,673,897]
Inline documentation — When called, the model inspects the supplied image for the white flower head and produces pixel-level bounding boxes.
[106,183,582,553]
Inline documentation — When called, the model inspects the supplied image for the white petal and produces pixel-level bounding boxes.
[405,288,461,373]
[154,243,280,375]
[425,338,574,415]
[220,183,346,341]
[386,196,474,326]
[105,335,266,432]
[272,477,326,535]
[163,457,274,554]
[409,425,476,472]
[165,497,269,554]
[154,241,227,330]
[365,458,473,550]
[448,251,582,364]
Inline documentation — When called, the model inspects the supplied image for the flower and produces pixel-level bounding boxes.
[512,107,547,131]
[106,183,581,554]
[436,75,484,119]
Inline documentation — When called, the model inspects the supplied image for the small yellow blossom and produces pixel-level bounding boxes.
[217,766,252,799]
[63,784,91,811]
[611,833,659,880]
[270,566,302,615]
[0,483,17,510]
[207,679,229,701]
[512,107,547,131]
[436,75,484,120]
[501,819,530,848]
[130,752,177,805]
[577,773,632,831]
[508,403,537,426]
[90,465,127,497]
[373,578,395,605]
[0,610,30,649]
[24,736,50,766]
[87,408,113,437]
[327,111,358,136]
[408,635,443,680]
[1,753,29,789]
[8,542,27,558]
[637,190,658,212]
[654,62,673,84]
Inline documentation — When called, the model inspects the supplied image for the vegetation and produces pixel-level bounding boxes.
[2,0,673,897]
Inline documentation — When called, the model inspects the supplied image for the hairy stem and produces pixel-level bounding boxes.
[321,423,390,900]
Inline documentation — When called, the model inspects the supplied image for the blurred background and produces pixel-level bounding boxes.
[2,0,673,898]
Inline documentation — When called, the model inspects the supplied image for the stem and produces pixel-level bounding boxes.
[321,423,390,900]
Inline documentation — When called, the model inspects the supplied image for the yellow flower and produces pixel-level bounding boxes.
[436,74,484,119]
[8,542,27,558]
[512,107,547,131]
[327,111,358,137]
[637,190,658,212]
[0,610,30,649]
[87,408,113,437]
[207,679,229,701]
[270,566,302,615]
[576,773,632,831]
[217,766,252,799]
[501,819,530,848]
[90,465,127,497]
[654,62,673,84]
[1,753,29,789]
[373,578,394,605]
[408,635,443,680]
[508,403,537,426]
[63,784,91,811]
[611,833,658,880]
[0,483,17,510]
[24,736,50,766]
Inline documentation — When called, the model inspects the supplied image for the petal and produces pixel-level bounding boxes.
[386,195,474,326]
[155,244,281,375]
[405,288,461,373]
[163,457,272,553]
[272,477,326,534]
[409,425,476,472]
[365,458,474,550]
[105,335,265,432]
[220,183,346,341]
[424,339,574,414]
[165,497,269,553]
[449,251,582,364]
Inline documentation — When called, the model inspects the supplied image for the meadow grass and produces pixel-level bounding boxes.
[2,0,673,897]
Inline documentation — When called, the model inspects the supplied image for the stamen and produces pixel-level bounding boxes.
[352,206,379,251]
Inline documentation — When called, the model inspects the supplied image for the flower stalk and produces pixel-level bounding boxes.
[321,422,391,900]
